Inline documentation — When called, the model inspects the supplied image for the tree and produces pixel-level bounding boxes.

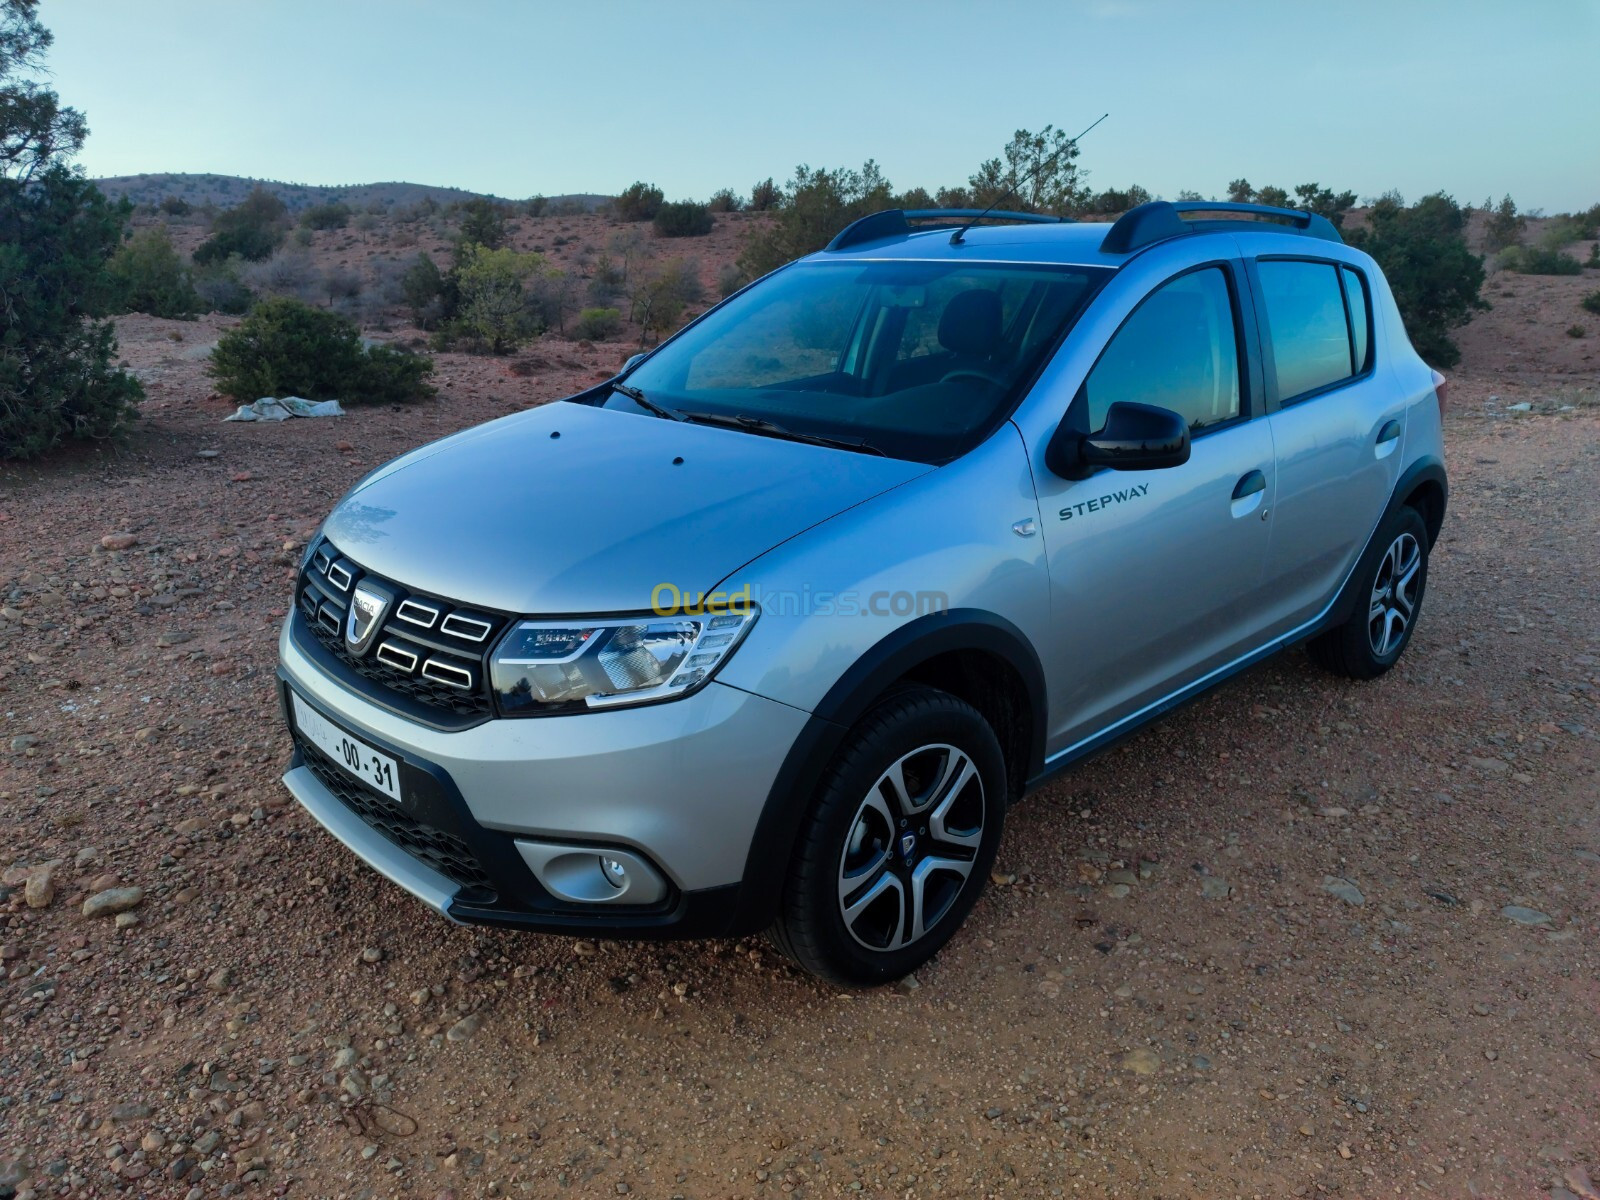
[736,161,894,281]
[194,187,288,263]
[400,251,447,327]
[1483,195,1525,252]
[1226,179,1254,203]
[299,201,350,230]
[708,188,741,213]
[616,181,664,222]
[454,244,547,353]
[1346,193,1487,367]
[457,196,508,250]
[1291,182,1358,228]
[964,126,1089,215]
[107,226,200,318]
[0,0,141,458]
[748,177,780,211]
[1084,185,1152,215]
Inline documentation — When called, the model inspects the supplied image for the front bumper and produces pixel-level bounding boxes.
[278,612,810,938]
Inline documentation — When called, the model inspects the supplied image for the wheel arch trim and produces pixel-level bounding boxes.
[728,608,1048,935]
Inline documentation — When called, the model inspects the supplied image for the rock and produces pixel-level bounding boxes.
[446,1013,482,1043]
[155,631,192,647]
[1200,876,1231,900]
[74,846,98,867]
[205,967,233,993]
[82,887,144,918]
[1467,756,1508,774]
[196,449,221,459]
[359,946,383,963]
[1507,401,1532,412]
[114,912,139,929]
[24,864,55,909]
[1322,876,1365,906]
[332,1047,357,1069]
[10,734,38,752]
[231,471,253,483]
[100,533,138,551]
[109,1102,153,1122]
[1122,1048,1161,1075]
[340,1068,369,1098]
[1191,1055,1212,1071]
[1501,905,1553,926]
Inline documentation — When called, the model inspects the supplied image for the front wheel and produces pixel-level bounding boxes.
[1307,505,1430,679]
[770,687,1006,986]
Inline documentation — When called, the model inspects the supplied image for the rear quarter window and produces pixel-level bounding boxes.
[1256,260,1356,402]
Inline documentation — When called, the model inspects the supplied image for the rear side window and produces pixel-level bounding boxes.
[1342,266,1370,373]
[1256,260,1356,401]
[1083,267,1241,433]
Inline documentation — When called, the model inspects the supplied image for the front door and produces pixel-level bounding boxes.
[1030,263,1277,756]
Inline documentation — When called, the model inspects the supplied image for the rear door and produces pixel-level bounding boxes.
[1248,258,1406,633]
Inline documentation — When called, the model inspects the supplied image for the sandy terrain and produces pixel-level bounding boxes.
[1,218,1599,1200]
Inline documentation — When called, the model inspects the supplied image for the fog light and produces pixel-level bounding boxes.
[599,856,628,888]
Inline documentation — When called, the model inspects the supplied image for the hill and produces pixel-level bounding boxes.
[92,172,610,213]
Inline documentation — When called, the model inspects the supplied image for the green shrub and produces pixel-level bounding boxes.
[159,195,191,216]
[653,200,713,238]
[1582,291,1600,315]
[708,189,741,213]
[192,258,253,315]
[1567,324,1587,339]
[1346,192,1486,368]
[457,196,509,249]
[1501,245,1582,275]
[616,181,664,222]
[717,263,744,298]
[1589,243,1600,268]
[108,226,200,318]
[400,252,448,327]
[208,297,432,403]
[299,201,350,231]
[193,187,289,264]
[573,306,621,341]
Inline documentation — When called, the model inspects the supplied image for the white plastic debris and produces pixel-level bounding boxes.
[223,396,345,422]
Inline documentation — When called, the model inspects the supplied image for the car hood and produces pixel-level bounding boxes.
[323,400,931,614]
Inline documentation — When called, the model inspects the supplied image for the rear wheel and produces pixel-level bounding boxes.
[1307,505,1430,679]
[770,687,1006,986]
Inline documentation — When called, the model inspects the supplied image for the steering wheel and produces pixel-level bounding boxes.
[940,368,1007,388]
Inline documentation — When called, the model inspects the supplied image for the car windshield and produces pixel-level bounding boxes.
[608,259,1109,463]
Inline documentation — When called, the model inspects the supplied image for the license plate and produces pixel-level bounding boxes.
[291,693,401,802]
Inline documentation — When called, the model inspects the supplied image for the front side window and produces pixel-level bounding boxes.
[1082,266,1242,433]
[1256,260,1356,401]
[613,260,1108,463]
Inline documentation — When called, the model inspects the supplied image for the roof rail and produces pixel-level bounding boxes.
[826,208,1064,252]
[1100,200,1343,255]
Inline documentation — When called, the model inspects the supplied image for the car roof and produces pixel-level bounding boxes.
[803,201,1349,271]
[805,220,1131,269]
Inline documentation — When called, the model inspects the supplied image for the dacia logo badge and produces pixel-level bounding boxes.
[345,581,394,657]
[898,831,917,861]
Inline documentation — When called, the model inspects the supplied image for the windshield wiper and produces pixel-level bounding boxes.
[679,411,886,457]
[611,381,684,422]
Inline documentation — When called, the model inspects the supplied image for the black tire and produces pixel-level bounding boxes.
[1307,505,1430,680]
[770,687,1006,986]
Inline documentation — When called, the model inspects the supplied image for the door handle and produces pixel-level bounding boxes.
[1376,419,1402,445]
[1232,470,1266,500]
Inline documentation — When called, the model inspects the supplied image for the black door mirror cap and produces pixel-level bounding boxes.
[1046,401,1191,480]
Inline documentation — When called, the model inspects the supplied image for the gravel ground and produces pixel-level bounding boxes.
[1,319,1598,1200]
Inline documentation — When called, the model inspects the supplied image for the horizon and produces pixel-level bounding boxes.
[42,0,1600,214]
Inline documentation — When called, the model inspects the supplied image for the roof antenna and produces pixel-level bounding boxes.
[949,114,1108,245]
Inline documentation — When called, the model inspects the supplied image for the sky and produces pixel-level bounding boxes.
[41,0,1600,214]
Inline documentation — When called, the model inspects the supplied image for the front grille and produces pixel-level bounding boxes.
[298,540,507,718]
[297,736,496,899]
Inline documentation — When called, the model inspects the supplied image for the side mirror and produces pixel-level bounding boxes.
[1046,401,1191,480]
[621,352,646,374]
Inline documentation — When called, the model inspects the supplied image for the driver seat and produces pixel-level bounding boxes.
[937,288,1003,369]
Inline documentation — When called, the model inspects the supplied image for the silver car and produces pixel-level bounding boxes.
[278,200,1447,984]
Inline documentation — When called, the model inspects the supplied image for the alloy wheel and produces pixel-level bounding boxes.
[837,743,986,952]
[1368,531,1422,657]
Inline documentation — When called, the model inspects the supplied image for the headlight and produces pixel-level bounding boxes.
[490,607,758,714]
